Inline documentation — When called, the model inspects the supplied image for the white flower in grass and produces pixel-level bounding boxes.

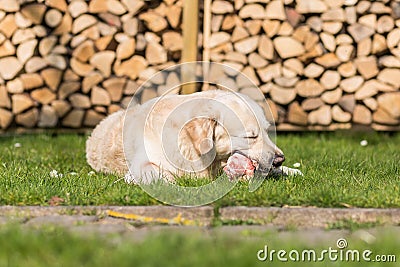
[69,172,78,176]
[14,143,21,148]
[293,162,301,168]
[49,170,59,178]
[360,140,368,146]
[88,171,95,176]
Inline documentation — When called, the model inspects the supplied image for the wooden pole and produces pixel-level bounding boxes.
[181,0,199,94]
[202,0,211,91]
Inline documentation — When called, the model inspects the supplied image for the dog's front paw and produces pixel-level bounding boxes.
[124,172,138,184]
[280,166,303,176]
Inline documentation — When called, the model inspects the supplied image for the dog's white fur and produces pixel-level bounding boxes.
[86,90,299,183]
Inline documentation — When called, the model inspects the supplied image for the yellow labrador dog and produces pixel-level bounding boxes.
[86,90,301,184]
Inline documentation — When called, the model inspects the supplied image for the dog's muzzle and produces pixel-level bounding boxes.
[272,152,285,167]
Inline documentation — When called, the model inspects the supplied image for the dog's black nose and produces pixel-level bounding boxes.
[273,153,285,167]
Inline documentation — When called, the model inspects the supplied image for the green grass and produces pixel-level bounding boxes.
[0,132,399,207]
[0,225,399,267]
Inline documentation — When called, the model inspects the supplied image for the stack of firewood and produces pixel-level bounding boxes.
[207,0,400,130]
[0,0,184,129]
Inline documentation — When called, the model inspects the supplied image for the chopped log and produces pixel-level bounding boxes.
[166,5,182,28]
[320,32,336,52]
[308,105,331,125]
[304,63,324,78]
[307,16,322,32]
[321,88,342,104]
[90,51,115,77]
[163,32,182,52]
[372,34,387,54]
[122,17,138,36]
[16,108,38,128]
[237,66,259,87]
[39,36,57,57]
[11,94,34,114]
[354,56,379,79]
[336,45,354,62]
[377,92,400,119]
[141,88,158,103]
[69,93,91,109]
[0,57,22,80]
[347,23,375,42]
[224,51,247,64]
[145,42,167,65]
[64,69,80,82]
[269,85,296,105]
[0,40,15,57]
[114,56,148,80]
[108,104,122,114]
[301,97,324,111]
[139,11,168,32]
[274,77,298,87]
[295,79,324,97]
[107,0,127,15]
[338,94,355,113]
[72,14,97,34]
[16,39,37,64]
[273,36,305,58]
[373,108,399,125]
[91,86,111,106]
[315,53,341,68]
[38,105,58,128]
[336,34,353,44]
[25,57,48,73]
[266,0,286,20]
[356,1,370,13]
[262,20,280,38]
[82,72,103,93]
[338,62,357,77]
[321,8,345,21]
[320,70,340,90]
[95,35,113,51]
[20,73,44,90]
[210,32,230,48]
[70,58,94,76]
[234,36,259,54]
[355,81,378,100]
[6,78,23,94]
[239,4,266,19]
[45,9,62,28]
[359,14,376,29]
[0,14,17,38]
[332,105,351,122]
[357,38,371,57]
[244,20,262,35]
[221,15,237,31]
[231,26,249,43]
[377,68,400,88]
[248,53,267,69]
[0,85,11,108]
[58,81,80,100]
[296,0,327,13]
[377,15,394,33]
[84,110,105,127]
[288,102,307,126]
[62,109,84,128]
[52,13,72,35]
[257,63,281,82]
[45,0,67,12]
[12,28,35,45]
[212,1,234,14]
[340,76,364,93]
[72,40,95,62]
[31,88,56,104]
[68,1,88,18]
[283,58,303,75]
[45,54,67,70]
[256,35,273,60]
[387,28,400,48]
[103,78,125,102]
[322,22,342,34]
[0,108,13,129]
[15,12,32,28]
[363,97,378,111]
[40,68,62,91]
[21,4,46,24]
[0,0,19,12]
[353,104,372,125]
[278,21,294,36]
[51,100,71,117]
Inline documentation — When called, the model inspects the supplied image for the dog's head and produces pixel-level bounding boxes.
[179,91,284,175]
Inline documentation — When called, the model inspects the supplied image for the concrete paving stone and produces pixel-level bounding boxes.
[219,207,400,228]
[70,223,129,236]
[25,215,98,227]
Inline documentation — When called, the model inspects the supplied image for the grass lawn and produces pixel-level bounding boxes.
[0,132,399,207]
[0,225,399,267]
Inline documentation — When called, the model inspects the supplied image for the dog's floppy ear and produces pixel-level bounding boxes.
[182,118,217,156]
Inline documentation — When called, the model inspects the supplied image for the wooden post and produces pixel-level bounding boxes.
[181,0,199,94]
[202,0,211,91]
